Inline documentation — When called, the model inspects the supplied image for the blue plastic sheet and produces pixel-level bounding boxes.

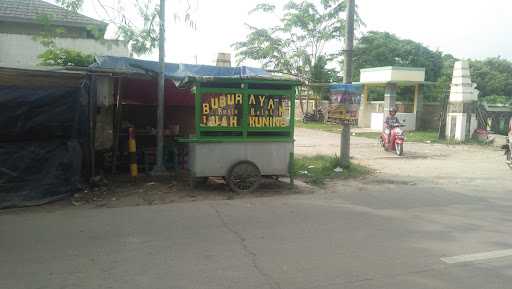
[328,83,362,93]
[91,56,271,80]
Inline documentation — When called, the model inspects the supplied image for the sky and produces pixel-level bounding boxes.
[68,0,512,66]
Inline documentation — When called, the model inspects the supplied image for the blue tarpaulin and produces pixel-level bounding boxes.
[328,83,362,93]
[91,56,271,80]
[0,85,85,208]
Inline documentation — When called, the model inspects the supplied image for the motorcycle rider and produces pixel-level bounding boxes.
[384,106,400,141]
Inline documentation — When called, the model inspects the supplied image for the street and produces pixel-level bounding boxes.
[2,128,512,289]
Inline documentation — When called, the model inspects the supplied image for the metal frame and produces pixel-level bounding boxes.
[182,78,299,143]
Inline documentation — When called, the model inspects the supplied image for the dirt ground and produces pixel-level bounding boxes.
[3,127,511,214]
[1,174,313,215]
[295,127,512,194]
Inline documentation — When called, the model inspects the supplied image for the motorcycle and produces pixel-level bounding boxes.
[303,109,325,123]
[379,124,405,156]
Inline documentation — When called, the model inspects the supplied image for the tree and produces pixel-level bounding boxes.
[34,13,97,66]
[233,0,355,86]
[352,31,458,102]
[352,31,444,82]
[38,0,195,66]
[470,57,512,103]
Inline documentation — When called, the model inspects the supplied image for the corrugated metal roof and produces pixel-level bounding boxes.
[0,0,106,27]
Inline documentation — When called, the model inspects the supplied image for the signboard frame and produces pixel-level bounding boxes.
[328,83,362,126]
[191,78,298,142]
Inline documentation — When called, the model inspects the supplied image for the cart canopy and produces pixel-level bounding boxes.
[90,56,272,81]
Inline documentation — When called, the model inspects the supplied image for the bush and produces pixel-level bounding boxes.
[38,48,95,67]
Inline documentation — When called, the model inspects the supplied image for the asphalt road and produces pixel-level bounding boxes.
[2,128,512,289]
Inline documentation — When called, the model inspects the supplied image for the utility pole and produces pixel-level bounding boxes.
[340,0,355,168]
[152,0,167,175]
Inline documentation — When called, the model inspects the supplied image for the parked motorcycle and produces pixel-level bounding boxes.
[379,124,405,156]
[303,109,325,123]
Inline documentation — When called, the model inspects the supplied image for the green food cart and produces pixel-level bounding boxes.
[178,76,300,192]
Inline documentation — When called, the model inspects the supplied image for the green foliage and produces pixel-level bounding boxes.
[34,13,95,66]
[115,1,160,55]
[295,120,341,133]
[38,48,95,67]
[294,155,370,185]
[33,14,64,48]
[436,54,457,91]
[56,0,84,12]
[352,32,512,104]
[233,1,356,84]
[484,95,510,105]
[249,3,276,14]
[352,31,460,102]
[46,0,196,56]
[470,57,512,102]
[353,31,444,82]
[113,0,196,55]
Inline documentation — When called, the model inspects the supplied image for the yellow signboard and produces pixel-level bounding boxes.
[248,94,289,128]
[199,93,290,128]
[200,93,242,127]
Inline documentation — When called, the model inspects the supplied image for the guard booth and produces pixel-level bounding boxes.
[178,77,300,192]
[357,66,429,131]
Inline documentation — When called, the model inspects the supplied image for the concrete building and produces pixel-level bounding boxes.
[215,53,232,67]
[0,0,129,67]
[358,66,427,131]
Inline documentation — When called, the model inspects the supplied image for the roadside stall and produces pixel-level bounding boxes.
[88,56,300,192]
[178,76,300,192]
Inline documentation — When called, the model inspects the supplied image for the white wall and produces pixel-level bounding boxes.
[396,113,416,131]
[0,33,129,67]
[446,113,478,141]
[390,69,425,83]
[360,70,393,83]
[371,113,384,131]
[360,67,425,83]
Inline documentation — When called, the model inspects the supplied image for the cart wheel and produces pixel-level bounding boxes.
[226,161,262,193]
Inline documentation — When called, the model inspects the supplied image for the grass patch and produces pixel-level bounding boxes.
[295,121,341,133]
[354,130,440,143]
[296,121,441,144]
[294,155,371,185]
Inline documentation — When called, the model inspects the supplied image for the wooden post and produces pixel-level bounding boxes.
[88,75,97,180]
[112,78,122,174]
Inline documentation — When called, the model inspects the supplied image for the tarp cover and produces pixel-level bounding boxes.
[0,86,85,208]
[0,141,81,208]
[328,83,362,93]
[91,56,271,80]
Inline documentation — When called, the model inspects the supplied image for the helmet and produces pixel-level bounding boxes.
[390,107,398,113]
